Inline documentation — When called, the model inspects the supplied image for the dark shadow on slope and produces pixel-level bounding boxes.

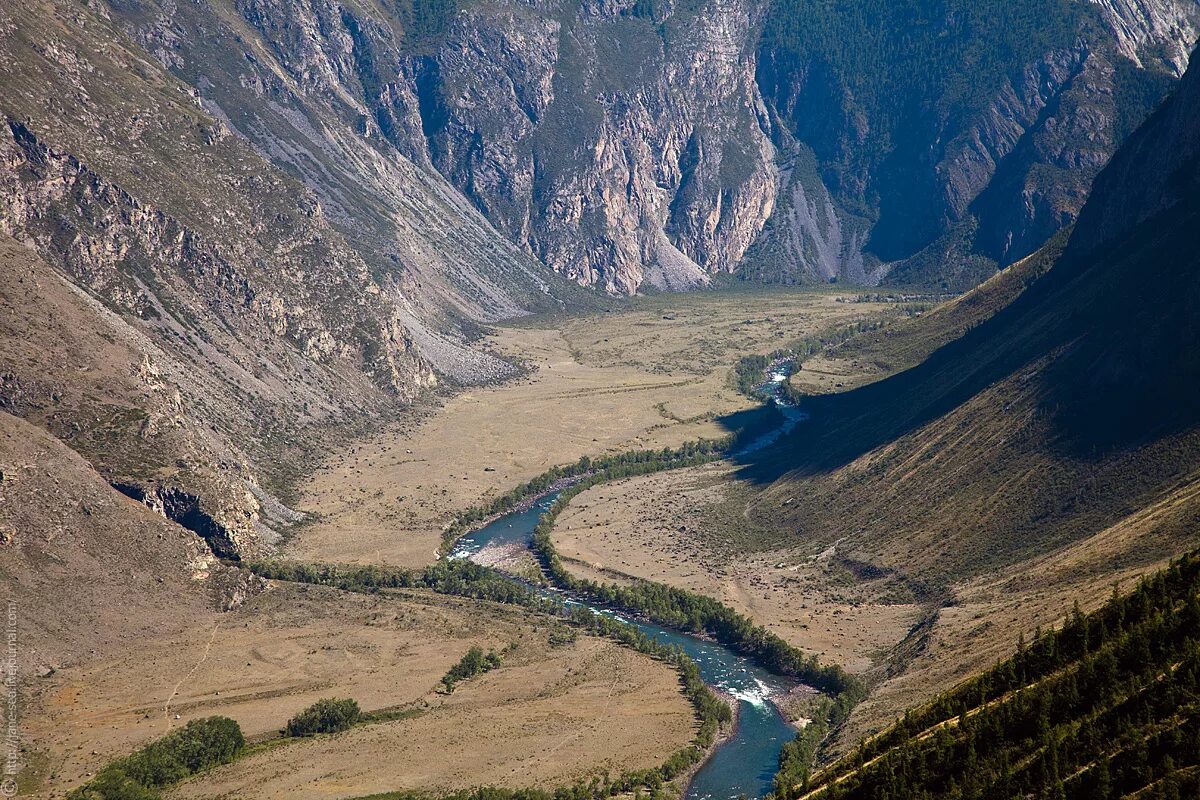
[720,192,1200,487]
[718,403,785,446]
[1036,199,1200,455]
[718,46,1200,487]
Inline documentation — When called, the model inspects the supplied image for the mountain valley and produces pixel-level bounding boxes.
[2,2,1200,800]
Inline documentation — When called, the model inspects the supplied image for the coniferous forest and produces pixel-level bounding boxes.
[789,553,1200,800]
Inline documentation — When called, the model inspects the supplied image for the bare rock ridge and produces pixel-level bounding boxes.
[160,0,778,294]
[0,1,443,557]
[221,0,1195,292]
[169,0,1196,291]
[5,0,1198,305]
[0,120,429,397]
[1090,0,1200,72]
[118,0,580,326]
[16,0,1193,303]
[1067,35,1200,256]
[1,0,1198,558]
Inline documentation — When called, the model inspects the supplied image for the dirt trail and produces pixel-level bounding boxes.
[163,621,221,729]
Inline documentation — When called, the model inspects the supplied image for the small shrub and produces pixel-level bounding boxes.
[441,646,502,692]
[68,716,244,800]
[547,627,578,647]
[68,769,159,800]
[285,698,362,737]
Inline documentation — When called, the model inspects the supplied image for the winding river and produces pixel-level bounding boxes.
[450,362,806,800]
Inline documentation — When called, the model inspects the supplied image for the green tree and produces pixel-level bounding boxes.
[285,698,362,736]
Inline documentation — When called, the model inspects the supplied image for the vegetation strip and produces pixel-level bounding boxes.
[74,365,849,800]
[731,312,928,400]
[285,698,363,737]
[439,441,731,556]
[440,645,504,693]
[246,557,733,800]
[67,717,246,800]
[437,397,870,795]
[795,552,1200,800]
[521,462,867,795]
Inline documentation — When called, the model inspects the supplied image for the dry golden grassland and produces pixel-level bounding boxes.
[538,261,1200,754]
[5,410,696,799]
[288,290,893,567]
[548,455,1200,753]
[30,584,694,798]
[551,463,923,676]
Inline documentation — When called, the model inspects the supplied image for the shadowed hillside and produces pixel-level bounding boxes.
[755,0,1197,286]
[739,46,1200,588]
[794,553,1200,799]
[721,47,1200,770]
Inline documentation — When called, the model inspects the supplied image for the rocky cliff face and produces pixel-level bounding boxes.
[942,46,1119,268]
[173,0,779,294]
[0,121,431,397]
[42,0,1195,302]
[757,0,1200,288]
[109,0,583,354]
[1090,0,1200,74]
[409,0,778,293]
[0,0,451,557]
[4,0,1196,318]
[396,0,1197,290]
[1068,39,1200,255]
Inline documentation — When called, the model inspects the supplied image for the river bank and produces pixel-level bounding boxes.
[284,290,897,570]
[451,490,811,800]
[441,475,587,557]
[679,691,741,798]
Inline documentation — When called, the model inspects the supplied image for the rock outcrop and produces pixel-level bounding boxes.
[400,0,1198,289]
[0,121,431,397]
[174,0,778,294]
[0,1,446,557]
[757,0,1200,288]
[19,0,1190,301]
[6,0,1198,310]
[1090,0,1200,74]
[1068,39,1200,255]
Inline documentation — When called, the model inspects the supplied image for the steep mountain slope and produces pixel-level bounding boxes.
[795,554,1200,800]
[396,0,1196,289]
[0,2,432,392]
[105,0,584,326]
[743,40,1200,745]
[0,232,333,555]
[137,0,780,294]
[787,239,1062,396]
[0,411,249,676]
[0,0,1196,555]
[752,40,1200,572]
[80,0,1196,294]
[0,0,592,554]
[755,0,1199,287]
